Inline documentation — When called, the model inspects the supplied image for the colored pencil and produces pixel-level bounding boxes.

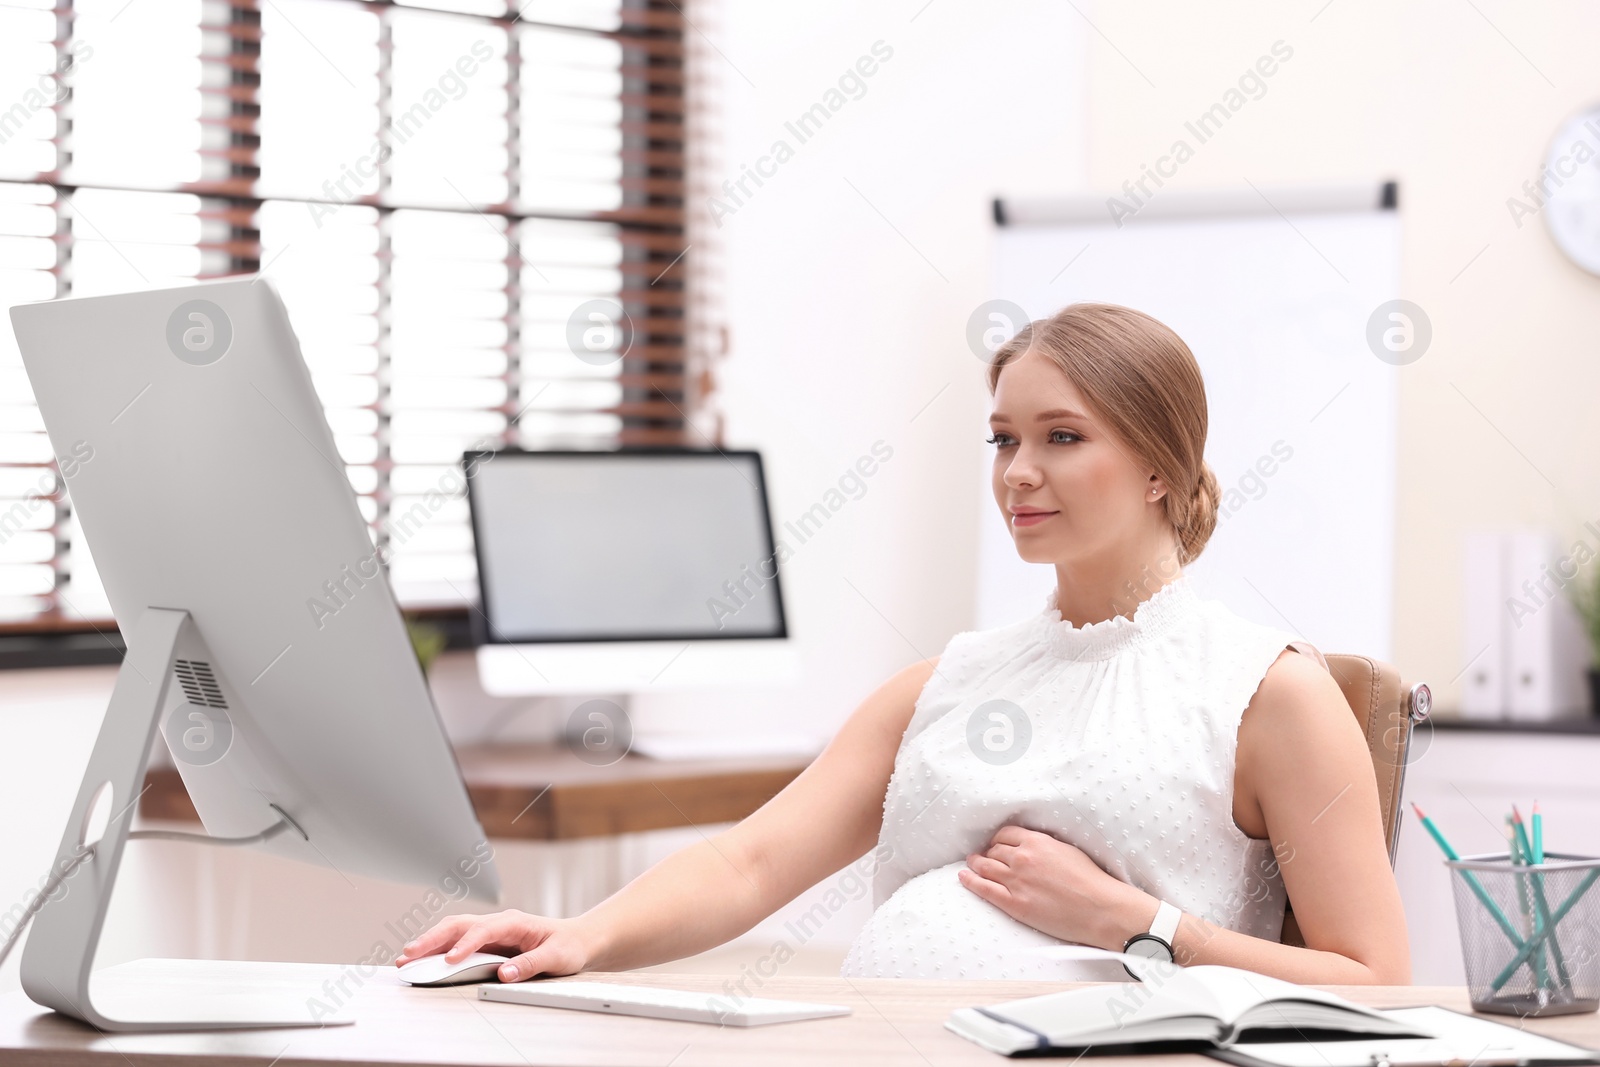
[1508,814,1546,990]
[1532,801,1544,864]
[1412,803,1526,950]
[1514,805,1570,993]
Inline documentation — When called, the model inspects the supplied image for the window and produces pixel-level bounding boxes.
[0,0,693,629]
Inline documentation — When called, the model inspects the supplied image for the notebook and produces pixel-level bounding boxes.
[947,963,1588,1059]
[947,964,1422,1053]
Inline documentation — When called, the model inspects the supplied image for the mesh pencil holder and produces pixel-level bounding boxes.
[1445,851,1600,1017]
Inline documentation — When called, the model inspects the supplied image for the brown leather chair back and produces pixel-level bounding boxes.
[1279,654,1430,948]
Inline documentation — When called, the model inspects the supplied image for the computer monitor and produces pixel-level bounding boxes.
[7,277,498,1031]
[468,449,799,695]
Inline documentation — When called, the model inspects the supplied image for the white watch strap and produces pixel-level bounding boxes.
[1149,900,1181,944]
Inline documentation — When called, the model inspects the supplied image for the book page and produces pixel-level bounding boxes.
[1208,1005,1596,1067]
[989,977,1224,1044]
[981,962,1402,1046]
[1020,951,1376,1029]
[1180,966,1391,1028]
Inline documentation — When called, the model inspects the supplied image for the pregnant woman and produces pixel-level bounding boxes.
[397,303,1410,985]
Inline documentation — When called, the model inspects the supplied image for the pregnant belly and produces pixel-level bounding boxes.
[839,860,1133,981]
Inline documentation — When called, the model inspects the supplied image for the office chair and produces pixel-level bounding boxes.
[1278,653,1432,948]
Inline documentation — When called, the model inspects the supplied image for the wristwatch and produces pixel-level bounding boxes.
[1122,900,1180,979]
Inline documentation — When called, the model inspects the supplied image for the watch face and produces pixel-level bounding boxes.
[1124,934,1172,961]
[1544,107,1600,275]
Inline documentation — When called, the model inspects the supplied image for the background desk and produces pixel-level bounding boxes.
[141,743,811,841]
[0,659,846,990]
[120,745,820,975]
[6,961,1598,1067]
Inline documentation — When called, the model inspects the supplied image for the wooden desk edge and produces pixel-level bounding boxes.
[140,757,808,841]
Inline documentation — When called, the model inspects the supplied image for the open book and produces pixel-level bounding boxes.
[947,964,1430,1056]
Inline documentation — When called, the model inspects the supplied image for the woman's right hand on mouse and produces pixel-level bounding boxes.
[394,910,589,983]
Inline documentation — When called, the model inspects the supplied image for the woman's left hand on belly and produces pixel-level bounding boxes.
[959,825,1157,950]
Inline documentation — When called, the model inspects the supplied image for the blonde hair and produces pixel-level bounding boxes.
[986,303,1220,566]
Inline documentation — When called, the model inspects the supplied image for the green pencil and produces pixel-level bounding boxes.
[1412,803,1526,950]
[1508,815,1546,990]
[1533,801,1544,863]
[1514,805,1569,993]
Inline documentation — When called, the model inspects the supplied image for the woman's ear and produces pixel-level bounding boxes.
[1146,474,1166,502]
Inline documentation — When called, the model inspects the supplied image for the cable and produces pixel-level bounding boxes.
[0,803,305,973]
[126,803,307,846]
[0,845,95,973]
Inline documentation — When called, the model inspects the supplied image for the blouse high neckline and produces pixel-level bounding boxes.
[1040,574,1197,661]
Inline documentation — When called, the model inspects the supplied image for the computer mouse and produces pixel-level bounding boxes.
[396,951,508,986]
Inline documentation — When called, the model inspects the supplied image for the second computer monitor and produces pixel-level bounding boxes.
[467,449,788,645]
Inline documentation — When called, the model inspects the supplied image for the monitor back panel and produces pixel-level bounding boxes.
[10,278,498,900]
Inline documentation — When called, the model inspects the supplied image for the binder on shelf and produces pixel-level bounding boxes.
[1505,529,1589,721]
[1461,529,1508,720]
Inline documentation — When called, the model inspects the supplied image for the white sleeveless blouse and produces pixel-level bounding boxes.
[840,574,1316,982]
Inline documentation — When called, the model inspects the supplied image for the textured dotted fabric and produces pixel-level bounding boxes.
[840,575,1303,981]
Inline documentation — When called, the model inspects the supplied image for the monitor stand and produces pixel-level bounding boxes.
[19,608,354,1031]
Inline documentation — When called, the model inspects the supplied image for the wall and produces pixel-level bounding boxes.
[1074,0,1600,708]
[633,0,1087,741]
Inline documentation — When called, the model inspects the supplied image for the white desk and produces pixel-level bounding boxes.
[3,959,1600,1067]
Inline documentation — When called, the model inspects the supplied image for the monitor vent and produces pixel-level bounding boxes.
[174,659,228,709]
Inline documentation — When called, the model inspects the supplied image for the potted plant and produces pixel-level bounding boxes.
[1567,563,1600,715]
[404,615,449,678]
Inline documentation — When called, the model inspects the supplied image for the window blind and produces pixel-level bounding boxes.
[0,0,692,627]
